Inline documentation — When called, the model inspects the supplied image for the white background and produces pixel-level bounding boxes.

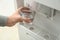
[0,0,19,40]
[0,0,17,16]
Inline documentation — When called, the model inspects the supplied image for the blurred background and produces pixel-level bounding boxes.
[0,0,20,40]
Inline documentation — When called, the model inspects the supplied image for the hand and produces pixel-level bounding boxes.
[20,7,32,23]
[6,7,31,26]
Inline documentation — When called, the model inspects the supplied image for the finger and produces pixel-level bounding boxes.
[20,7,30,12]
[18,7,30,11]
[18,7,30,14]
[21,7,30,10]
[16,15,23,22]
[23,18,32,23]
[21,10,31,13]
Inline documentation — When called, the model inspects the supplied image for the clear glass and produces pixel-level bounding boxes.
[20,9,36,24]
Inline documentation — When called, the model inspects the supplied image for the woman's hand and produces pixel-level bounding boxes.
[6,7,31,26]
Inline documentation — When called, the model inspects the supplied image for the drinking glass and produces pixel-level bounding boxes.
[20,9,36,24]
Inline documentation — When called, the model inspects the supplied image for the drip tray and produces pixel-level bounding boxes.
[19,23,58,40]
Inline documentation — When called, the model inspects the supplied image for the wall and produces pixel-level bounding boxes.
[0,0,20,40]
[0,0,17,16]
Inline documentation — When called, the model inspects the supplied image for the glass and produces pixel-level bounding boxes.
[20,9,36,24]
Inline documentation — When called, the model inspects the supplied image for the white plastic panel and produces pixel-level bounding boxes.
[18,25,45,40]
[34,0,60,11]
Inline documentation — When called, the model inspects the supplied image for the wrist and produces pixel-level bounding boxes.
[6,16,13,26]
